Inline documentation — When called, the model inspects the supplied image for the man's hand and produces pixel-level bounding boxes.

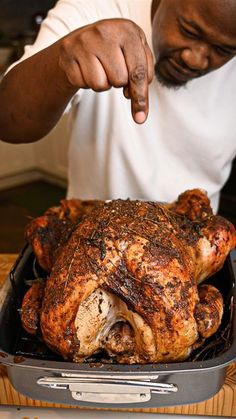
[0,18,154,143]
[58,19,154,123]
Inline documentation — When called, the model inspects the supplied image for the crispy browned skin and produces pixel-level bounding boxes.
[37,190,236,363]
[45,199,102,222]
[167,188,213,221]
[25,199,102,272]
[195,284,223,339]
[21,281,45,335]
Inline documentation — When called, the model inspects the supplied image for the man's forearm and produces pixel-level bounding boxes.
[0,41,77,144]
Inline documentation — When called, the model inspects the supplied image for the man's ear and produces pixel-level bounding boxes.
[151,0,161,21]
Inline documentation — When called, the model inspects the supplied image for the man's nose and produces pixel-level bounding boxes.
[180,44,209,71]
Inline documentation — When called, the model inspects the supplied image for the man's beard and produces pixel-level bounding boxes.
[154,60,188,90]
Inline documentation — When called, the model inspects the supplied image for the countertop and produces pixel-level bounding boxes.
[0,254,235,416]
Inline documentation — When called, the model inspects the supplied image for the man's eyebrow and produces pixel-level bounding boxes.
[218,43,236,52]
[179,16,236,51]
[178,16,203,33]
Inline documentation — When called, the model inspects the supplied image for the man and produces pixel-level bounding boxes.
[0,0,236,211]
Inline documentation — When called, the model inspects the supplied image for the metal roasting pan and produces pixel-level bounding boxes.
[0,244,235,408]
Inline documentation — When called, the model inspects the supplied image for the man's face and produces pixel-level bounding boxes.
[151,0,236,88]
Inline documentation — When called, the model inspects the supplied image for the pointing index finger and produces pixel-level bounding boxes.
[129,60,149,124]
[123,40,149,123]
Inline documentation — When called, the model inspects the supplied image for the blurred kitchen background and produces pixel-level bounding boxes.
[0,0,69,252]
[0,0,235,253]
[0,0,56,66]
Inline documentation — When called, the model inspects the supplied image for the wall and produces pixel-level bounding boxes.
[0,116,70,190]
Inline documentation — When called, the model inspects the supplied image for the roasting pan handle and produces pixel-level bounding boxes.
[37,377,178,404]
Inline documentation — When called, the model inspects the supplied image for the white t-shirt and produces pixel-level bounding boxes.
[11,0,236,212]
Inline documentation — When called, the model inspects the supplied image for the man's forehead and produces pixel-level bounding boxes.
[156,0,236,16]
[156,0,236,40]
[188,0,236,39]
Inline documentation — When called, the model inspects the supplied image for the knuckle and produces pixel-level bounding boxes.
[94,86,111,92]
[122,20,144,43]
[135,95,146,108]
[111,75,128,88]
[112,81,124,88]
[137,26,147,44]
[130,65,146,84]
[124,20,146,41]
[91,24,105,40]
[76,30,90,48]
[59,42,80,88]
[94,19,137,41]
[93,20,118,41]
[92,82,111,92]
[60,36,72,56]
[122,19,138,31]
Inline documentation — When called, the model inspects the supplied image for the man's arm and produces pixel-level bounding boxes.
[0,19,154,144]
[0,41,77,143]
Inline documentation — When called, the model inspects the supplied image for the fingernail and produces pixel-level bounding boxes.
[135,111,146,124]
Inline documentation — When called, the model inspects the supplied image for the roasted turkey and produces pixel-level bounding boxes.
[21,189,236,364]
